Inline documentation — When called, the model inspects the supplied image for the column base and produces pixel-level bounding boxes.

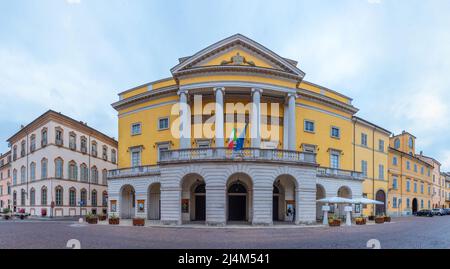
[206,221,226,227]
[161,220,180,226]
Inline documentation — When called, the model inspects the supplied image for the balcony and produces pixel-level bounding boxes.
[317,167,364,181]
[158,147,317,165]
[108,165,161,179]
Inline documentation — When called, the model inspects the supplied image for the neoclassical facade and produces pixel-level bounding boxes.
[0,151,11,211]
[107,34,376,226]
[8,110,118,216]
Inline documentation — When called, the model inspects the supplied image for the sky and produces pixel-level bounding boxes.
[0,0,449,170]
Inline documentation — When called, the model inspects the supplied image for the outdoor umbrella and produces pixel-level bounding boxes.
[316,197,354,204]
[351,197,384,205]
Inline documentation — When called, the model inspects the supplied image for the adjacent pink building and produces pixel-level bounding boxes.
[0,151,11,211]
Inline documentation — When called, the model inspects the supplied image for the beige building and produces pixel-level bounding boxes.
[0,151,11,211]
[417,154,445,208]
[8,110,118,217]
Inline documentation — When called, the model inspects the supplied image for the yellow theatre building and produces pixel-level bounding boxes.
[387,132,434,216]
[107,34,390,226]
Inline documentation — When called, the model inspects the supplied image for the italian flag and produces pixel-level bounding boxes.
[227,128,237,149]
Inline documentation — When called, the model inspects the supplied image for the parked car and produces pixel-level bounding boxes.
[442,208,450,215]
[415,209,433,217]
[432,208,445,216]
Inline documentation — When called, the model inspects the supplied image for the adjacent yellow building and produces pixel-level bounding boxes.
[352,117,390,216]
[388,132,434,216]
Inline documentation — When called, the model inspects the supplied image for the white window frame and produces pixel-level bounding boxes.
[158,117,170,131]
[303,120,315,133]
[130,148,142,168]
[131,123,142,136]
[330,126,340,139]
[157,142,170,161]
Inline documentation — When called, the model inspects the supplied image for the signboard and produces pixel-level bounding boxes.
[110,200,117,212]
[181,199,189,213]
[137,200,145,213]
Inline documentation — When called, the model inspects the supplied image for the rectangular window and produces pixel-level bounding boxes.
[330,126,340,139]
[361,133,368,147]
[131,123,142,135]
[420,184,424,194]
[393,197,397,208]
[406,181,410,192]
[392,177,398,189]
[304,120,315,133]
[406,161,410,170]
[393,156,398,166]
[69,134,76,150]
[421,167,424,175]
[414,182,417,193]
[361,160,368,177]
[378,139,384,152]
[55,130,63,146]
[414,164,418,172]
[379,164,384,180]
[131,150,141,167]
[158,118,169,130]
[158,143,170,161]
[330,151,340,169]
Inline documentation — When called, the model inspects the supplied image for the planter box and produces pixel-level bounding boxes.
[98,215,107,221]
[328,219,341,227]
[384,216,391,222]
[109,218,120,225]
[133,218,145,226]
[375,217,385,224]
[355,218,366,225]
[86,217,98,224]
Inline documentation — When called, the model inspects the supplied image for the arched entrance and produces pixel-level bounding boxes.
[120,185,135,219]
[273,175,297,223]
[375,190,386,215]
[194,183,206,221]
[181,174,206,222]
[412,198,418,214]
[227,173,252,222]
[272,185,280,221]
[316,184,326,221]
[147,183,161,220]
[337,186,352,218]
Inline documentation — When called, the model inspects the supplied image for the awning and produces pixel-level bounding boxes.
[316,197,354,204]
[351,198,384,205]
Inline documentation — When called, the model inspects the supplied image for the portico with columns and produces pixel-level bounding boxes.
[108,34,365,226]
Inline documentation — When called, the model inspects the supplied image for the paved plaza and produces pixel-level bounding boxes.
[0,216,449,249]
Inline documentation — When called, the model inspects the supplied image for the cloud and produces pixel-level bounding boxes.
[66,0,81,4]
[0,47,118,142]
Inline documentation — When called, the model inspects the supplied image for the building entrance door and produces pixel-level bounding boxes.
[195,195,206,221]
[412,198,418,214]
[228,195,246,221]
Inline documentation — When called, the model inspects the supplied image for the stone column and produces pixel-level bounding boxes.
[252,185,273,226]
[283,103,289,150]
[214,87,225,148]
[205,184,226,226]
[178,89,190,149]
[287,93,297,151]
[251,88,263,149]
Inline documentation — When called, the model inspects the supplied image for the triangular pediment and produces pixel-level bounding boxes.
[171,34,305,79]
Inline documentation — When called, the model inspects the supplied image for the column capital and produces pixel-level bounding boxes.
[177,89,189,96]
[251,88,263,96]
[213,87,225,95]
[287,92,298,99]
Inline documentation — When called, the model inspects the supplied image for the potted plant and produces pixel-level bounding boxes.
[108,214,120,225]
[85,213,98,224]
[328,215,341,227]
[98,213,107,221]
[384,215,391,222]
[355,216,366,225]
[41,208,47,217]
[3,208,11,220]
[375,215,385,224]
[133,217,145,226]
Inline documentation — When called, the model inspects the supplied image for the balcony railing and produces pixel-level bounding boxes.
[159,147,316,165]
[108,165,161,179]
[317,167,364,180]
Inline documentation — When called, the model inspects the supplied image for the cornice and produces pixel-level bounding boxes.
[112,85,179,111]
[297,88,359,115]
